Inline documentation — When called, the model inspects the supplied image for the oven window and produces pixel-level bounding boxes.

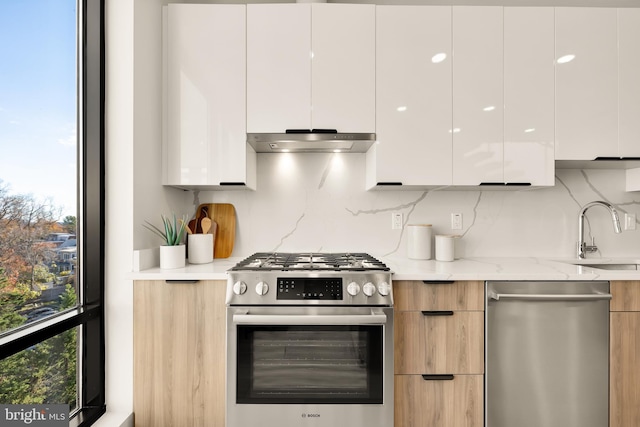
[236,325,383,404]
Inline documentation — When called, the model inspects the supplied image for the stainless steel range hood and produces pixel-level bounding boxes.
[247,130,376,153]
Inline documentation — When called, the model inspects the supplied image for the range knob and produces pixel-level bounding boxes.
[378,281,391,296]
[255,281,269,296]
[347,282,361,296]
[232,281,247,295]
[363,282,376,297]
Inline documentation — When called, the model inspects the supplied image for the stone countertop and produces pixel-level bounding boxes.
[384,256,640,281]
[129,255,640,282]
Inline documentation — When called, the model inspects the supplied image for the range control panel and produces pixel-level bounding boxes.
[277,277,343,300]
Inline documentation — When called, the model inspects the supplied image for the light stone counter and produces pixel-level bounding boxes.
[129,255,640,282]
[384,256,640,281]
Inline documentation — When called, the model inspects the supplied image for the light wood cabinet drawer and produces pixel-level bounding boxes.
[395,310,484,375]
[393,280,484,312]
[395,374,483,427]
[610,281,640,311]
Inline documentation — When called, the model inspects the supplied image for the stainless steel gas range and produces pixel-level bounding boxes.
[226,252,394,427]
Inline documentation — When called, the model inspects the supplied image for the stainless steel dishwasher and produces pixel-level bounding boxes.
[486,281,611,427]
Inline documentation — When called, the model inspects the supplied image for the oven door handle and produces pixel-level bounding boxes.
[232,310,388,326]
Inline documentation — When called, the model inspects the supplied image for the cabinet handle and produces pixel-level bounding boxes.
[422,374,455,381]
[165,280,200,284]
[479,182,531,187]
[422,280,455,285]
[421,310,454,316]
[377,182,403,186]
[219,182,245,186]
[595,156,640,161]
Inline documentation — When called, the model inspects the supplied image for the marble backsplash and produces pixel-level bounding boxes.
[196,153,640,260]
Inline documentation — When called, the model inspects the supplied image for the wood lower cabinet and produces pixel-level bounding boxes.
[610,280,640,427]
[393,281,484,427]
[395,374,483,427]
[395,310,483,375]
[133,280,226,427]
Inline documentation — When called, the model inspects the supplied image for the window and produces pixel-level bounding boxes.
[0,0,105,426]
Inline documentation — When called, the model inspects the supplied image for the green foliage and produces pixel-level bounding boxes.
[143,213,188,246]
[59,284,77,310]
[0,329,77,408]
[61,216,76,234]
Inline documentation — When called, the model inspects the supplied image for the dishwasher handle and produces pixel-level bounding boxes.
[488,291,612,302]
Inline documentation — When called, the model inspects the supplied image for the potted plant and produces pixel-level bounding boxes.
[143,213,188,269]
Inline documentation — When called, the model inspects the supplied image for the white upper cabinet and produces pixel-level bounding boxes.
[452,7,504,185]
[312,4,375,132]
[247,4,375,133]
[555,8,618,160]
[503,7,555,186]
[369,5,452,188]
[246,4,311,133]
[619,8,640,158]
[163,4,255,189]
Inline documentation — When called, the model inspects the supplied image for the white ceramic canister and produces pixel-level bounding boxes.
[188,233,214,264]
[407,224,433,260]
[435,234,458,262]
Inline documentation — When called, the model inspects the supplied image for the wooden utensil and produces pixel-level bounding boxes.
[201,217,212,234]
[195,206,208,233]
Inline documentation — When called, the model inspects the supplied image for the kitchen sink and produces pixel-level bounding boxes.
[577,263,638,270]
[557,259,640,271]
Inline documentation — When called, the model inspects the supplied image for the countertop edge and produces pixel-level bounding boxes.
[128,256,640,281]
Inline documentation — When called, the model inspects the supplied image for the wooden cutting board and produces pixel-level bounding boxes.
[195,203,236,258]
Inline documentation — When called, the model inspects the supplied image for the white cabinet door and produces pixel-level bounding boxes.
[619,8,640,158]
[246,4,311,133]
[555,8,618,160]
[247,4,375,133]
[504,7,555,186]
[452,7,504,185]
[312,4,375,132]
[369,5,452,188]
[164,4,254,189]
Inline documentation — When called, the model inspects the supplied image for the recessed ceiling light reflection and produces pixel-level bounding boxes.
[449,128,461,133]
[282,149,290,153]
[557,54,575,64]
[396,106,407,112]
[333,149,342,153]
[483,106,495,112]
[431,53,447,63]
[524,128,536,133]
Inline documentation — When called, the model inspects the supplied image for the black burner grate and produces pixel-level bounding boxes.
[230,252,390,272]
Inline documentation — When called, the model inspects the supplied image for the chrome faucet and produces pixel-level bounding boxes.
[577,201,622,259]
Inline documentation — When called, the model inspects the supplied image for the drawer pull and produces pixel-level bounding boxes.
[165,280,200,284]
[422,374,455,381]
[421,310,454,316]
[422,280,455,285]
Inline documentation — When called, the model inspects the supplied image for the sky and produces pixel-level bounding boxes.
[0,0,78,219]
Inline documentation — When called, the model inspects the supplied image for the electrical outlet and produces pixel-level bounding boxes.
[451,213,463,230]
[392,212,403,230]
[625,213,637,231]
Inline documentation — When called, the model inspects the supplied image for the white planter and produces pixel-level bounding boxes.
[188,234,214,264]
[160,244,186,269]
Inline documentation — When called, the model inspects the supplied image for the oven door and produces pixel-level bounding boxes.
[226,306,394,427]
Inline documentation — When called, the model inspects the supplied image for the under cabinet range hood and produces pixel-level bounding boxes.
[247,129,376,153]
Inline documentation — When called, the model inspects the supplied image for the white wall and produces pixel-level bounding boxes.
[104,0,134,425]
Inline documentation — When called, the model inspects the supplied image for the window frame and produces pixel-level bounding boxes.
[0,0,106,425]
